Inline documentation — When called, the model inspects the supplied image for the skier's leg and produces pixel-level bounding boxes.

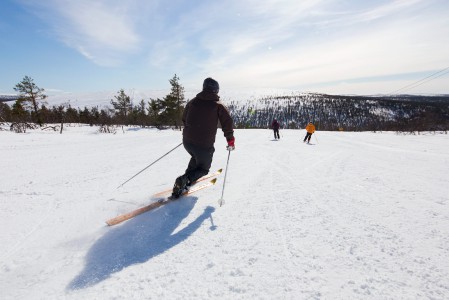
[172,143,194,197]
[183,142,215,183]
[185,155,198,175]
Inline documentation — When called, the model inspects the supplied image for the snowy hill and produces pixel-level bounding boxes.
[227,93,449,131]
[1,125,449,299]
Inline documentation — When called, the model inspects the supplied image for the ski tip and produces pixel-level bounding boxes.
[211,178,217,184]
[218,168,223,173]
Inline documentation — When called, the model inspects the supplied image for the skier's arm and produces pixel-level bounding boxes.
[217,102,234,141]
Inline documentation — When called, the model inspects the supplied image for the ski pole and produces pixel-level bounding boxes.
[117,142,183,189]
[314,133,319,144]
[218,149,232,207]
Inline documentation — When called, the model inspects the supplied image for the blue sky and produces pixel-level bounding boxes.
[1,0,448,102]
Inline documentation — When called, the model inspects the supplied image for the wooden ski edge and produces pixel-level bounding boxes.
[105,178,218,226]
[105,199,167,226]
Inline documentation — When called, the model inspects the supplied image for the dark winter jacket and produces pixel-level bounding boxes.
[182,91,234,148]
[271,120,280,130]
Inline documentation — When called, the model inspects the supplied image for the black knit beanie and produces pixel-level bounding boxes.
[203,77,219,94]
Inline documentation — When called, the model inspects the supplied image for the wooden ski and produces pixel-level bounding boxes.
[106,178,217,226]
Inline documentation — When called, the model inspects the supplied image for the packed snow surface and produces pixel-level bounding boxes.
[1,125,449,299]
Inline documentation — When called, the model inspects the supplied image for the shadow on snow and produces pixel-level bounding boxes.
[67,196,215,290]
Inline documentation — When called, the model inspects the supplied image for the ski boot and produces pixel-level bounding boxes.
[172,174,190,198]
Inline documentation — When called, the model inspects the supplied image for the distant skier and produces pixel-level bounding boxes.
[172,77,235,198]
[303,122,315,143]
[271,119,280,140]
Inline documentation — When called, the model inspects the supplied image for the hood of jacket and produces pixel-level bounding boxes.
[195,90,220,102]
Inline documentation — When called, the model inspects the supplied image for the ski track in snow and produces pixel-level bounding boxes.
[1,126,449,299]
[0,196,59,262]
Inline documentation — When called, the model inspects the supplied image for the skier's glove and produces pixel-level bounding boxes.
[226,137,235,151]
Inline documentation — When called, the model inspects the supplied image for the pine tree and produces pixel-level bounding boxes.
[14,76,47,126]
[0,102,12,123]
[147,98,163,128]
[110,89,132,124]
[135,99,147,127]
[65,105,79,123]
[159,74,185,128]
[170,74,185,129]
[11,101,28,122]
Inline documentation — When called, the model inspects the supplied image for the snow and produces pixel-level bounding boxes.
[1,125,449,299]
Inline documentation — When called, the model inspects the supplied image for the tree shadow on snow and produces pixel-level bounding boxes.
[67,196,215,290]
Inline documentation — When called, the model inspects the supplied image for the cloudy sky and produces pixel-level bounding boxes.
[1,0,448,101]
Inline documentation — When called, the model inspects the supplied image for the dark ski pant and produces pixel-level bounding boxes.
[273,128,280,139]
[183,141,215,183]
[304,132,313,142]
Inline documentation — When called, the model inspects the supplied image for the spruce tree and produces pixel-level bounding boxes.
[160,74,185,128]
[147,98,163,128]
[110,89,132,124]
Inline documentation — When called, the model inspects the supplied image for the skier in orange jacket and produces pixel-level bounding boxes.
[303,122,315,143]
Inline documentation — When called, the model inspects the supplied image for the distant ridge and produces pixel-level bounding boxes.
[0,95,19,103]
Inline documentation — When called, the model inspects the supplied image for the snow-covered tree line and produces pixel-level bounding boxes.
[227,93,449,132]
[1,75,185,132]
[1,76,448,133]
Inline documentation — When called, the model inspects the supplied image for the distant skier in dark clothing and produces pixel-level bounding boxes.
[271,119,280,140]
[303,122,315,143]
[172,77,235,198]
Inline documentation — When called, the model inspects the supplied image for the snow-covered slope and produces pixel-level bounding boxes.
[1,126,448,299]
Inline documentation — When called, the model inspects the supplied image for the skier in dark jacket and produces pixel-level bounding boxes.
[172,77,235,198]
[271,119,280,140]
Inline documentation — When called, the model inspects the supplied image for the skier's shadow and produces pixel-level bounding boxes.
[67,196,214,290]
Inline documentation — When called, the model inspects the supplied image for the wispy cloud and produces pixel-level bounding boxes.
[19,0,144,66]
[13,0,449,94]
[184,0,449,93]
